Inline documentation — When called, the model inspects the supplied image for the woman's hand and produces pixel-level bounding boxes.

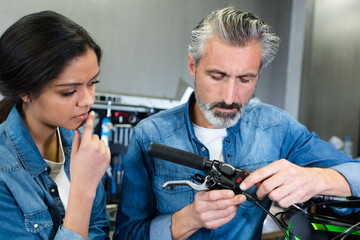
[70,111,111,194]
[63,111,110,239]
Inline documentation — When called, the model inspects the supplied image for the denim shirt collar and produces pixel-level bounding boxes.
[5,106,74,178]
[184,92,241,142]
[184,93,198,143]
[5,106,77,179]
[5,106,48,177]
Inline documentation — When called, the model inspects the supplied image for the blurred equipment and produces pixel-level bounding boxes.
[91,92,181,205]
[343,136,354,158]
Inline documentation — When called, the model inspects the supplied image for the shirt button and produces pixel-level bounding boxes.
[201,147,206,152]
[51,189,55,193]
[34,224,39,228]
[225,140,230,144]
[226,154,232,158]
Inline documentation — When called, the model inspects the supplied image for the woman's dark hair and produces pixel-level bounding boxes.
[0,11,102,123]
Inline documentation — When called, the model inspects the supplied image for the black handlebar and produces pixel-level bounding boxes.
[147,142,253,194]
[147,142,208,171]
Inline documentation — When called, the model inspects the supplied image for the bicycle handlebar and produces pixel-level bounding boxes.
[148,142,360,208]
[147,142,207,170]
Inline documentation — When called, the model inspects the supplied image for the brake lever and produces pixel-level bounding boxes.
[162,175,212,191]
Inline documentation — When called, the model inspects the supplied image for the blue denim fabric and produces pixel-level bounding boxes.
[114,94,360,240]
[0,106,110,240]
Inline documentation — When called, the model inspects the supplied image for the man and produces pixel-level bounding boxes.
[114,7,360,240]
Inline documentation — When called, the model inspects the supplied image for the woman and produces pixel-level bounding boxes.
[0,11,111,239]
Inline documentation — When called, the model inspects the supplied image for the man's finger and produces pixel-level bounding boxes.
[82,111,95,142]
[206,190,235,201]
[240,160,284,190]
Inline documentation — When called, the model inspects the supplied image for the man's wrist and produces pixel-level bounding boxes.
[171,204,200,240]
[317,168,351,196]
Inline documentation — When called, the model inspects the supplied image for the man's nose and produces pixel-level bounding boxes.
[222,78,237,105]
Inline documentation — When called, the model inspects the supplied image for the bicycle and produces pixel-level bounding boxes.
[147,142,360,240]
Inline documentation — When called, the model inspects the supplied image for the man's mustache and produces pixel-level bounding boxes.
[209,102,242,110]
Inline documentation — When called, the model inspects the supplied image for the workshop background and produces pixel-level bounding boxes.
[1,0,359,238]
[1,0,359,156]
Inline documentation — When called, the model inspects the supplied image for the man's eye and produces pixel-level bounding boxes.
[240,78,250,83]
[211,75,224,80]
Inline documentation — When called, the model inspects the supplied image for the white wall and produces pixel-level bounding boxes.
[0,0,299,111]
[299,0,360,156]
[284,0,306,119]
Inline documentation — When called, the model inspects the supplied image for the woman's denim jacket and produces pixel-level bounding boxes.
[0,106,110,239]
[114,94,360,240]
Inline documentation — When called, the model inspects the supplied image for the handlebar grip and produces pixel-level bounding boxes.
[311,195,360,208]
[147,142,207,171]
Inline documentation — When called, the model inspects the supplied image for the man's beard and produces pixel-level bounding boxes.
[195,91,247,128]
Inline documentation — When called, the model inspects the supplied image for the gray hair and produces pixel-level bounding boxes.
[188,7,280,70]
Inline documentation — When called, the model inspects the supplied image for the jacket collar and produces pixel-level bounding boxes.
[5,106,48,177]
[184,93,198,142]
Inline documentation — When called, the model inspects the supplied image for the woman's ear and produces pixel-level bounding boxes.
[21,95,31,103]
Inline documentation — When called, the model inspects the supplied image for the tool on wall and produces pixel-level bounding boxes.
[101,100,117,197]
[91,96,163,204]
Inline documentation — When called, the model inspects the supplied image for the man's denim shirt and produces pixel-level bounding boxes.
[0,106,110,240]
[115,94,360,240]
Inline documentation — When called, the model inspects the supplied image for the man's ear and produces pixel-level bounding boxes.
[188,53,196,79]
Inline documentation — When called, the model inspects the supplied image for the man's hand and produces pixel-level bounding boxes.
[171,190,246,240]
[240,159,352,208]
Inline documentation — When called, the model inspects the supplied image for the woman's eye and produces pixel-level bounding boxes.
[89,80,100,86]
[61,90,76,96]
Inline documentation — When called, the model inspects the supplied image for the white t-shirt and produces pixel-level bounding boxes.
[44,128,70,210]
[193,124,227,161]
